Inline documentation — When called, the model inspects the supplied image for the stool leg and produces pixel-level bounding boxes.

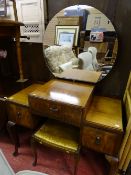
[31,137,37,166]
[74,152,80,175]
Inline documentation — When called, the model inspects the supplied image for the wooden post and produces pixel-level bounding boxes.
[10,0,18,21]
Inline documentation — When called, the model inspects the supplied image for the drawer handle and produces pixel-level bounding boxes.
[49,107,58,112]
[17,112,21,118]
[95,136,101,145]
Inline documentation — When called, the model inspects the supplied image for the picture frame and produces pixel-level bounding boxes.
[0,0,7,16]
[58,32,75,47]
[90,31,104,42]
[55,25,79,46]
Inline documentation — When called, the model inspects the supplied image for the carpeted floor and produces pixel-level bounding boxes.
[0,129,109,175]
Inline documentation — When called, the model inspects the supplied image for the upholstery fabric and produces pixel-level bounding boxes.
[44,45,78,73]
[59,61,73,72]
[88,47,99,71]
[78,51,94,70]
[33,119,79,153]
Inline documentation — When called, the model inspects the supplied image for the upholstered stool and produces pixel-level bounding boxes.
[31,119,81,175]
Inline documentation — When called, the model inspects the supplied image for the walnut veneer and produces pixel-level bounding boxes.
[83,96,123,156]
[6,78,123,175]
[28,79,94,126]
[7,84,43,129]
[28,79,123,175]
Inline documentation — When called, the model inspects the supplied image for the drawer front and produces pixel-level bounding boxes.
[29,97,82,126]
[82,126,123,156]
[7,103,39,129]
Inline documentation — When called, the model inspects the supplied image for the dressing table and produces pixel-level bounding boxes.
[27,69,123,175]
[6,4,124,175]
[6,69,123,175]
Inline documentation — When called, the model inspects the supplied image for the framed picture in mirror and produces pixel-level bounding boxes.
[58,32,75,47]
[55,25,79,46]
[0,0,7,16]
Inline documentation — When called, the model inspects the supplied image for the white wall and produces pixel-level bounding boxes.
[86,6,115,31]
[1,0,45,43]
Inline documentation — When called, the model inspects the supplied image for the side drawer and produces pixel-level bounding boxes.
[7,103,39,129]
[82,126,123,156]
[29,96,82,126]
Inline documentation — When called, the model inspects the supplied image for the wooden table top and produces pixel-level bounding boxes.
[54,69,102,84]
[29,79,94,108]
[0,20,24,26]
[7,84,43,106]
[85,96,123,132]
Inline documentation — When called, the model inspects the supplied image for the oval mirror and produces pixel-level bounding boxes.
[43,5,118,83]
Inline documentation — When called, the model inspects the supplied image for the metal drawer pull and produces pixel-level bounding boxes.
[49,107,58,112]
[17,112,21,118]
[95,136,101,145]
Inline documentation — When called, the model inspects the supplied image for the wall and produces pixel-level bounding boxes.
[44,0,131,98]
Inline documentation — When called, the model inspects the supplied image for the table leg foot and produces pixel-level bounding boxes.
[105,155,119,175]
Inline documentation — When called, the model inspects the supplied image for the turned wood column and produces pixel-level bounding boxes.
[15,26,24,80]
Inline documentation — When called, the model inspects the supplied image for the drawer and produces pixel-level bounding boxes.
[82,126,123,156]
[7,103,39,129]
[29,97,82,126]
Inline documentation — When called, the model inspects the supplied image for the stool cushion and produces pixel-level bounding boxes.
[33,119,79,153]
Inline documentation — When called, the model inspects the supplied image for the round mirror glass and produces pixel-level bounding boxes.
[43,5,118,83]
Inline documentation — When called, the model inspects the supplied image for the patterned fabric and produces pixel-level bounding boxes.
[88,47,99,71]
[78,51,94,70]
[44,45,78,73]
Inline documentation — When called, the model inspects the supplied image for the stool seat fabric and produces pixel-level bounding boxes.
[33,119,79,153]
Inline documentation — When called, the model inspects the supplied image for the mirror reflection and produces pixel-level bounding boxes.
[43,5,118,81]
